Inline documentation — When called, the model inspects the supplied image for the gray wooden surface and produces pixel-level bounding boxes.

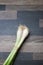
[0,35,43,65]
[0,0,43,10]
[0,0,43,5]
[0,3,43,65]
[0,11,17,19]
[0,36,43,52]
[6,5,43,11]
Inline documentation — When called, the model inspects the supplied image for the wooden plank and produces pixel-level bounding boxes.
[0,0,43,5]
[0,36,43,52]
[0,11,17,20]
[6,5,43,11]
[0,35,16,52]
[33,53,43,60]
[39,19,43,28]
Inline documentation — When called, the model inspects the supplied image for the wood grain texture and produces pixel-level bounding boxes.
[0,35,43,64]
[0,11,17,19]
[0,35,16,52]
[6,5,43,11]
[39,19,43,27]
[0,35,43,52]
[33,53,43,60]
[0,0,43,5]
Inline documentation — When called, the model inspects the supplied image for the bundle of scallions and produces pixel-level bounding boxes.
[3,25,29,65]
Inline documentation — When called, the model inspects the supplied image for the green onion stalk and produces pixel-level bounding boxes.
[3,25,29,65]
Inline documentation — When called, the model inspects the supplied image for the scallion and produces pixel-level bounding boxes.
[3,25,29,65]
